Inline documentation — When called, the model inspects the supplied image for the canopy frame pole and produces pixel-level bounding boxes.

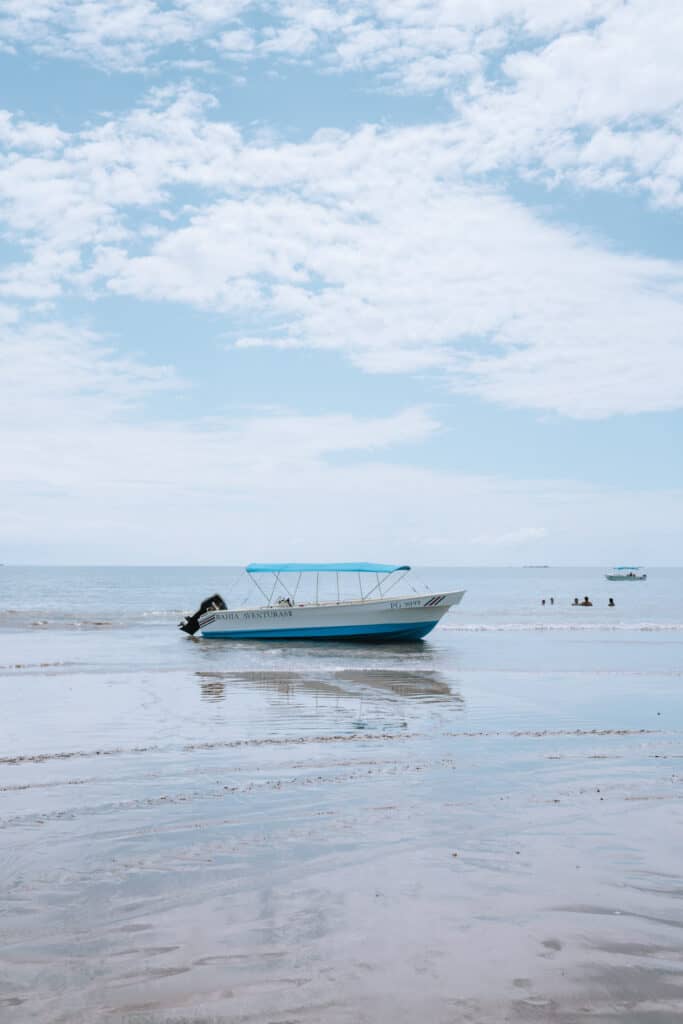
[268,572,282,605]
[363,572,386,601]
[248,565,410,606]
[271,572,296,603]
[250,574,270,604]
[380,570,408,597]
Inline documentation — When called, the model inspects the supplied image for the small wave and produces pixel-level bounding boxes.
[444,728,662,738]
[444,622,683,633]
[3,726,675,768]
[0,616,118,630]
[0,661,77,671]
[0,609,179,631]
[31,619,115,630]
[140,610,183,617]
[0,731,416,766]
[0,615,123,631]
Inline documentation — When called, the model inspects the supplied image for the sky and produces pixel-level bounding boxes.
[0,0,682,566]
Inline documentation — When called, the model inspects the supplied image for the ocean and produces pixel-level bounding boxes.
[1,566,682,1022]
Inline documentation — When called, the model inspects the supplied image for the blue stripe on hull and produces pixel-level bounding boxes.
[201,620,439,641]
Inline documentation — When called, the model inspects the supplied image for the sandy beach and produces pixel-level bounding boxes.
[1,567,682,1022]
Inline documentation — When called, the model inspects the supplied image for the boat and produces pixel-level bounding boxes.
[605,566,647,581]
[179,562,465,641]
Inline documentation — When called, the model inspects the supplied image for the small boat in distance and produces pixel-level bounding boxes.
[605,566,647,581]
[179,562,465,641]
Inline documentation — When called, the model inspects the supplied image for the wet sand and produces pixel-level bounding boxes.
[1,580,683,1022]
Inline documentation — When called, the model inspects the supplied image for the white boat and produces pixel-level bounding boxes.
[605,566,647,581]
[179,562,465,641]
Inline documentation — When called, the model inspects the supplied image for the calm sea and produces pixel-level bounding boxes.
[1,566,682,1022]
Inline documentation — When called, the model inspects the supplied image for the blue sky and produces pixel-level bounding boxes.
[1,0,682,565]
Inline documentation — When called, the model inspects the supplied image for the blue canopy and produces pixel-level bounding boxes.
[613,566,642,570]
[246,562,410,574]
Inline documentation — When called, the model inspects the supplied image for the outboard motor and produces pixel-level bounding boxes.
[178,593,227,636]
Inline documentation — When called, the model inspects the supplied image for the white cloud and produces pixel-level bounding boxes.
[0,319,178,424]
[0,311,429,454]
[0,0,250,71]
[0,110,65,150]
[1,88,683,419]
[1,3,682,429]
[3,320,680,564]
[449,0,683,206]
[3,354,680,563]
[213,28,255,57]
[0,1,648,98]
[3,1,683,208]
[85,104,683,419]
[0,318,453,561]
[109,177,683,418]
[0,307,678,566]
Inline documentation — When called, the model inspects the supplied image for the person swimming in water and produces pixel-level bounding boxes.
[608,597,615,607]
[541,599,546,606]
[572,597,580,606]
[580,595,592,607]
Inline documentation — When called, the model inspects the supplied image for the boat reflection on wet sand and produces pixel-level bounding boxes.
[196,667,459,703]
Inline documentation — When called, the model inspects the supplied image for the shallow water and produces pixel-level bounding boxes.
[1,567,682,1022]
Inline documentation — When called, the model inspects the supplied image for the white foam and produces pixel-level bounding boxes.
[443,621,683,633]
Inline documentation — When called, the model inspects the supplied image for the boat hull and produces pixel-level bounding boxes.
[605,574,647,581]
[198,591,465,641]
